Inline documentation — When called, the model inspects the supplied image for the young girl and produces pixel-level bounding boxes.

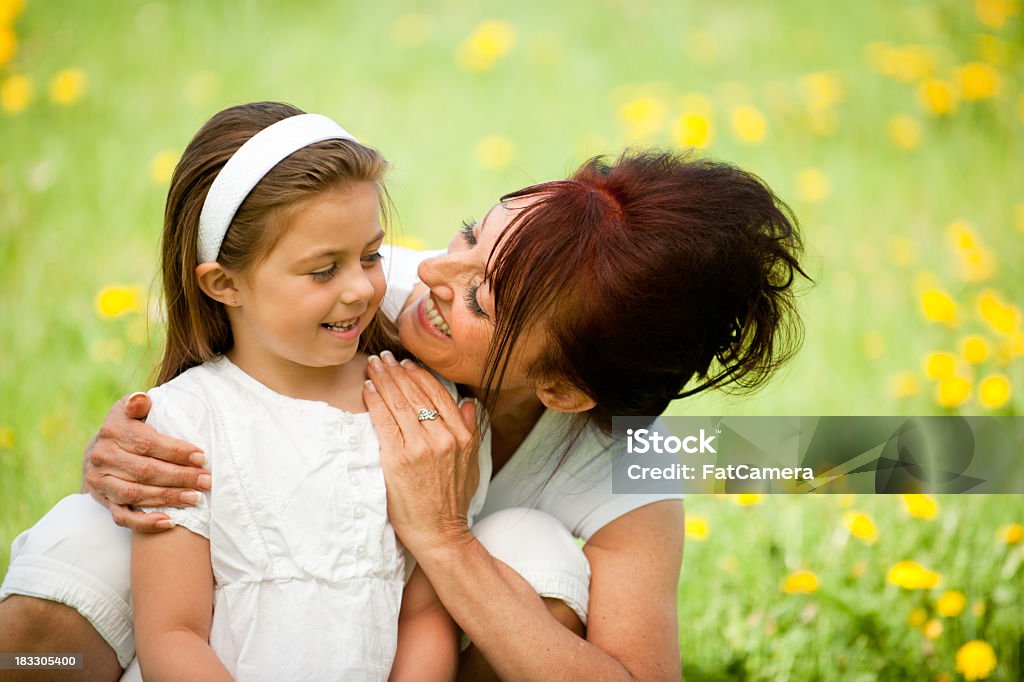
[130,102,472,681]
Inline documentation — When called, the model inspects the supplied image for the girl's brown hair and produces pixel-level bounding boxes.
[155,101,398,385]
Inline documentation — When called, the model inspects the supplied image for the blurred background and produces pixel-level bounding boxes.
[1,0,1022,679]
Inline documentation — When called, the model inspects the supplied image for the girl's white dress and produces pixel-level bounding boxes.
[144,355,480,681]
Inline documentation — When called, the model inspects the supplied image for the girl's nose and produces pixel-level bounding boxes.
[339,264,376,305]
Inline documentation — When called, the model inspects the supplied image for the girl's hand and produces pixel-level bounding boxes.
[363,351,480,556]
[83,393,211,532]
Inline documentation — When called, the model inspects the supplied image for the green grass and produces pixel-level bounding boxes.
[1,1,1022,679]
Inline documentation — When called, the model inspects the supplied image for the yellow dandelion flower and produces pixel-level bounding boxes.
[998,523,1024,544]
[0,425,13,449]
[978,374,1011,409]
[673,111,712,149]
[947,220,978,251]
[730,105,767,144]
[955,640,997,680]
[976,290,1020,334]
[891,372,920,398]
[0,0,25,25]
[150,150,178,184]
[95,285,143,319]
[923,619,943,639]
[976,34,1009,66]
[391,13,433,48]
[734,493,763,506]
[917,78,958,116]
[956,62,1000,101]
[456,20,517,72]
[684,515,710,541]
[887,560,941,590]
[937,376,972,408]
[908,607,928,628]
[888,115,922,150]
[975,0,1017,29]
[799,72,844,111]
[618,96,668,141]
[49,68,87,105]
[920,289,958,325]
[957,246,997,282]
[925,351,957,379]
[782,570,819,594]
[862,330,884,360]
[474,135,515,170]
[961,336,991,364]
[937,590,967,617]
[0,26,15,68]
[796,167,829,204]
[902,494,939,520]
[843,511,878,544]
[1,73,31,114]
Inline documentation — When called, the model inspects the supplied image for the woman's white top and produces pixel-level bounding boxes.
[145,356,487,681]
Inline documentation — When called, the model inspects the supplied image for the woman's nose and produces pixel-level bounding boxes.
[418,253,468,302]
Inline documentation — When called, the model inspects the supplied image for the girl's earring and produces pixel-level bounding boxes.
[231,298,238,306]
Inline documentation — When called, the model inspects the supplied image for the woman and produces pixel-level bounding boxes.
[0,150,806,680]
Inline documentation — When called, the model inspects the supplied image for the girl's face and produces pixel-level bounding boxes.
[397,198,546,392]
[228,182,386,373]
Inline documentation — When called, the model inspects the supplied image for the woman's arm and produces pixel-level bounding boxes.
[132,528,230,682]
[364,356,684,681]
[390,567,458,682]
[83,393,211,531]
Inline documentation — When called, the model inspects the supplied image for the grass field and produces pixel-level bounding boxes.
[1,0,1022,679]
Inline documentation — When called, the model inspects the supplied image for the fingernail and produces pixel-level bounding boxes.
[181,490,200,504]
[364,379,377,393]
[155,519,176,529]
[400,359,416,368]
[128,391,147,401]
[197,474,212,490]
[381,350,398,365]
[368,355,381,367]
[189,452,208,467]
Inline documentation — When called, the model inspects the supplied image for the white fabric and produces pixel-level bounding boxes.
[139,356,487,681]
[197,113,357,263]
[472,508,590,625]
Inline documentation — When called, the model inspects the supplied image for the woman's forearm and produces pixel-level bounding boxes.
[415,535,636,682]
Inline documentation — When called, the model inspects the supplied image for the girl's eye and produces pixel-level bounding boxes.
[460,219,478,246]
[464,282,488,319]
[362,251,384,267]
[310,264,338,282]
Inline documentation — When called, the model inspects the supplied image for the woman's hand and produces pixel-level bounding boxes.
[363,351,480,555]
[83,392,211,532]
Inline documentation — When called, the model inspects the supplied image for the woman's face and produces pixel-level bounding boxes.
[397,198,544,392]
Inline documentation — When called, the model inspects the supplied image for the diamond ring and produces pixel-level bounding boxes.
[417,408,439,421]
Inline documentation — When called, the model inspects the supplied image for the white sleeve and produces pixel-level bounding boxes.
[140,383,215,540]
[380,245,445,322]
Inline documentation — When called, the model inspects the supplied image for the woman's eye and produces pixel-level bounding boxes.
[460,219,478,246]
[464,282,488,319]
[362,251,384,267]
[310,264,338,282]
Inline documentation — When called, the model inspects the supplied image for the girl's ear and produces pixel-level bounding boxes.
[195,263,241,306]
[534,381,597,414]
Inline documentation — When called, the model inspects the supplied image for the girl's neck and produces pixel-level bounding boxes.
[484,387,547,475]
[226,346,369,413]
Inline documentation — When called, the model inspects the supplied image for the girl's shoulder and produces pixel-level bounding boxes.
[146,357,237,424]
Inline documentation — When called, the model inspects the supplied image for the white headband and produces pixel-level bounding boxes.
[196,113,358,263]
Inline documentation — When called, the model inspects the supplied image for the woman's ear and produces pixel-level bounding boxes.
[195,263,241,306]
[535,381,597,414]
